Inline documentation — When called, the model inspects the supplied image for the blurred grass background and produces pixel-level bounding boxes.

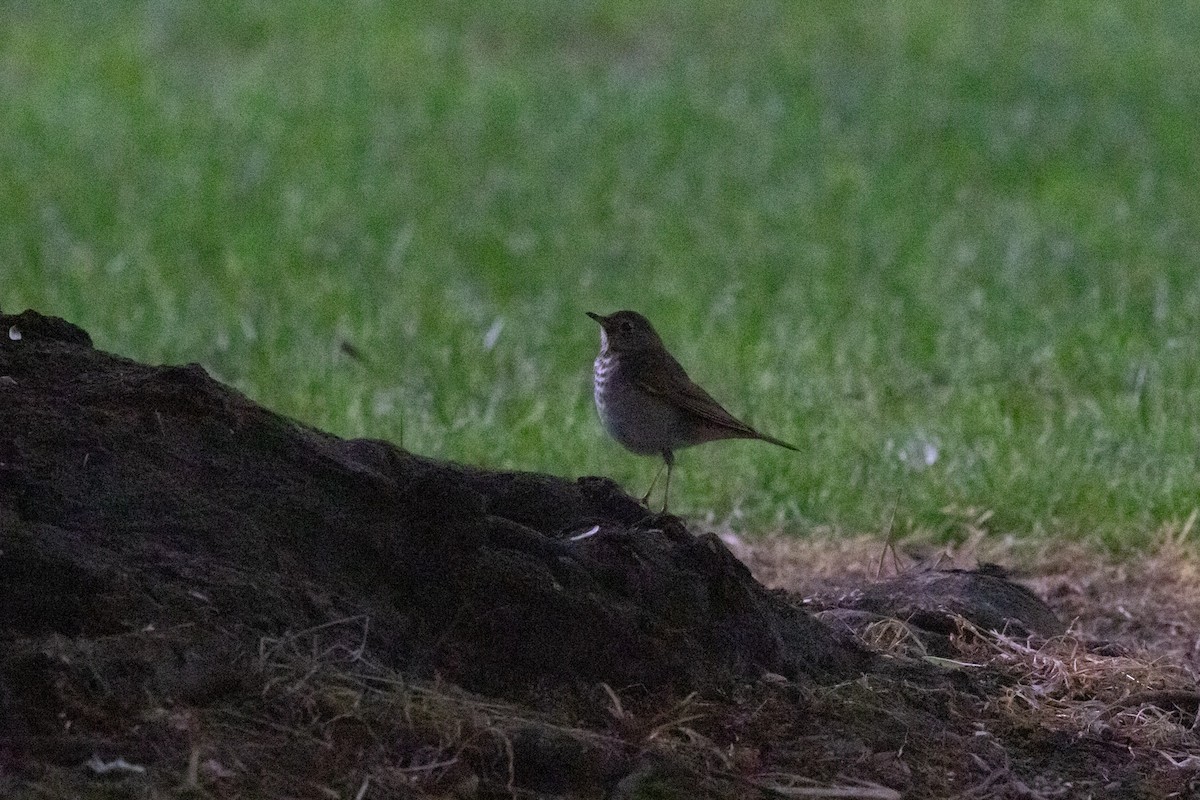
[3,0,1200,544]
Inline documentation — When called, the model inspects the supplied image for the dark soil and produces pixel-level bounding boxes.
[1,310,1196,799]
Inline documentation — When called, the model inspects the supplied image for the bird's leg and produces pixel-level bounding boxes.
[640,460,666,506]
[660,450,674,514]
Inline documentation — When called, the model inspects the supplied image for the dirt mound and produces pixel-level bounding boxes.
[0,310,873,697]
[5,309,1190,798]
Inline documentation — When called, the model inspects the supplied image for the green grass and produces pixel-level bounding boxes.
[4,0,1200,545]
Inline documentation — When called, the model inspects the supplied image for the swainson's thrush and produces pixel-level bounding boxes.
[587,310,797,512]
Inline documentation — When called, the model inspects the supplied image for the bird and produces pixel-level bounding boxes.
[587,310,797,512]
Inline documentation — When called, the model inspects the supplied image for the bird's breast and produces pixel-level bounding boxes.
[593,354,615,409]
[592,353,685,455]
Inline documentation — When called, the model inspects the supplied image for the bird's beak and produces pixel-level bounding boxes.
[586,311,605,325]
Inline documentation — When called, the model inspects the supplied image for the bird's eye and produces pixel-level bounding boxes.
[620,321,634,333]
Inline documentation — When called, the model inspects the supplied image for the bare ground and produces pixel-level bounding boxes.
[7,534,1199,799]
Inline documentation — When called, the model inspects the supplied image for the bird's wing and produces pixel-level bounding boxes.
[629,352,762,437]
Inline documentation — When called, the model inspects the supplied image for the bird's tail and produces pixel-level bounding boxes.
[754,430,799,451]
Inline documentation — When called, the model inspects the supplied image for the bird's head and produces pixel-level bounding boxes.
[586,310,664,354]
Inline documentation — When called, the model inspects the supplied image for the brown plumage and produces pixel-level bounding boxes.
[587,310,797,512]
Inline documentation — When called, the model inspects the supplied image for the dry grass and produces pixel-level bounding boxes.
[10,529,1200,798]
[726,520,1200,657]
[11,615,906,799]
[726,524,1200,787]
[238,624,912,799]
